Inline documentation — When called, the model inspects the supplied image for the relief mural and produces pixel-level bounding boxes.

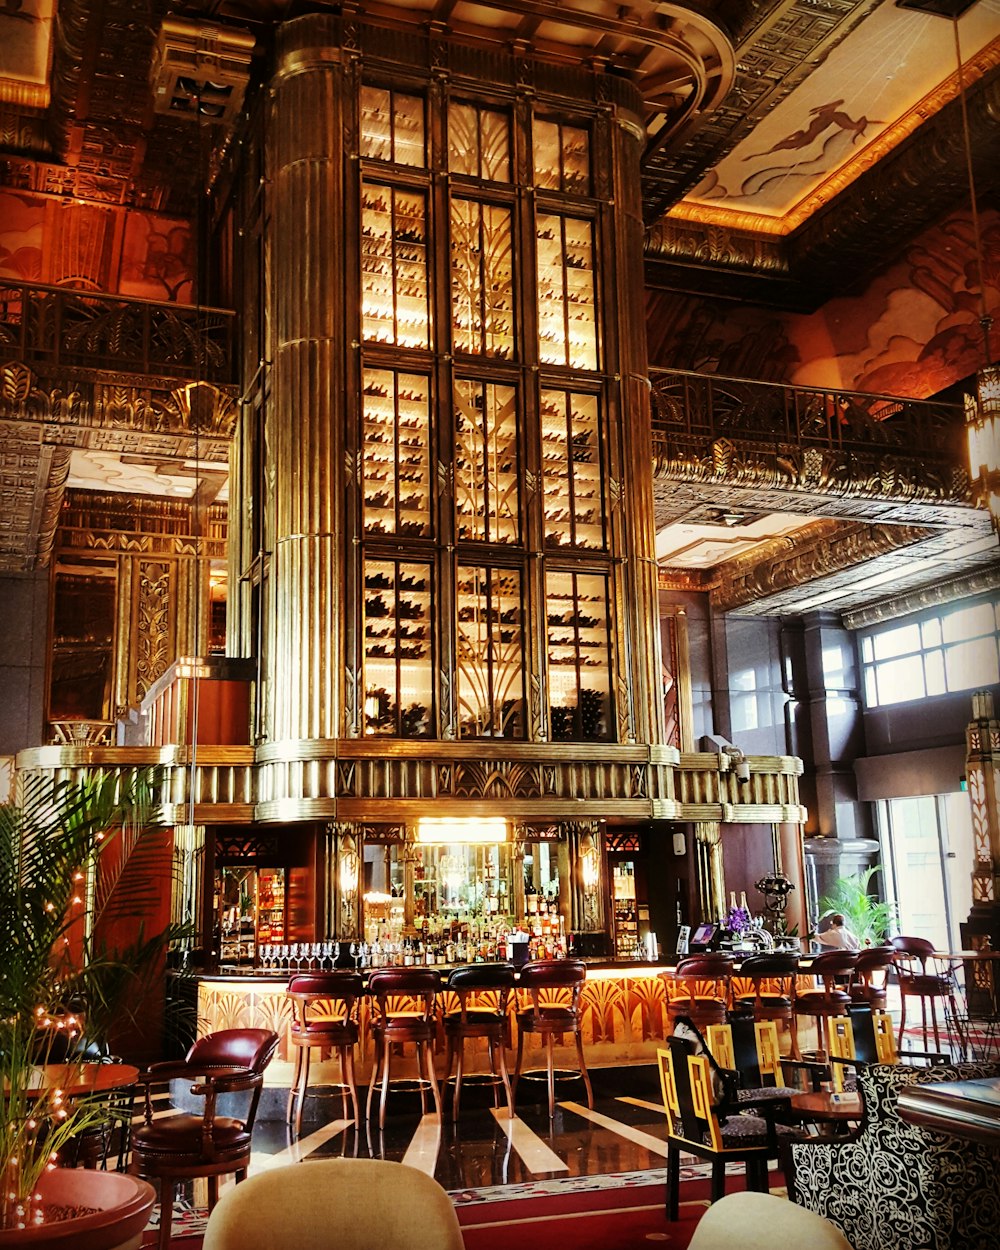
[0,189,194,302]
[647,207,1000,403]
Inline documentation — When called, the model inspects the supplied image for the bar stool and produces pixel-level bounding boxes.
[732,952,800,1026]
[442,963,515,1121]
[891,935,962,1052]
[513,958,593,1118]
[286,971,363,1134]
[663,954,735,1033]
[790,950,857,1059]
[847,945,895,1013]
[366,967,443,1130]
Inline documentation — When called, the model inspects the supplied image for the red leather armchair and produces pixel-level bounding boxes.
[131,1028,279,1250]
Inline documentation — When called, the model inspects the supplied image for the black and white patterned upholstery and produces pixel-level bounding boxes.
[791,1060,1000,1250]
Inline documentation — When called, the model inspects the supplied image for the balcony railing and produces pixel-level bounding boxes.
[0,280,234,383]
[649,367,966,493]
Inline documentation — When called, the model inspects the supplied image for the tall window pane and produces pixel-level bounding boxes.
[540,389,604,549]
[362,369,431,538]
[450,199,514,359]
[456,566,524,738]
[364,559,433,737]
[360,87,425,166]
[449,103,510,181]
[536,213,597,370]
[454,380,519,543]
[361,183,429,349]
[546,571,611,741]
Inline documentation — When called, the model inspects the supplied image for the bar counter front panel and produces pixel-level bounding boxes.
[194,966,804,1084]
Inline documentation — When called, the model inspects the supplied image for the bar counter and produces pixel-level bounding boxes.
[192,959,808,1084]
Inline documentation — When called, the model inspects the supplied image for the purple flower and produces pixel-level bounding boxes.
[723,905,751,934]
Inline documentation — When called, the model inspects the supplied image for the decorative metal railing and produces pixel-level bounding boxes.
[0,281,234,382]
[649,367,966,497]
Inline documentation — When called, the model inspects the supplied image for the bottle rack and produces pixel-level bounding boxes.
[362,369,432,537]
[450,199,515,359]
[364,559,433,737]
[455,566,524,738]
[361,182,429,349]
[533,118,590,195]
[546,571,610,741]
[535,212,597,370]
[540,389,603,549]
[454,379,519,544]
[360,86,425,167]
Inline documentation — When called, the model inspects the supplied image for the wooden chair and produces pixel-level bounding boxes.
[891,935,963,1053]
[286,971,364,1134]
[826,1003,946,1092]
[442,962,515,1121]
[732,952,800,1027]
[366,967,442,1131]
[848,945,895,1012]
[663,954,735,1032]
[791,950,857,1059]
[706,1018,816,1111]
[131,1028,279,1250]
[657,1038,794,1219]
[512,959,593,1118]
[202,1158,464,1250]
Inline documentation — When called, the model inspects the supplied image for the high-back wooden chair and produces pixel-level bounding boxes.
[442,962,515,1121]
[891,935,962,1053]
[791,950,857,1058]
[132,1028,280,1250]
[732,952,801,1026]
[848,945,895,1012]
[664,954,735,1032]
[657,1038,793,1220]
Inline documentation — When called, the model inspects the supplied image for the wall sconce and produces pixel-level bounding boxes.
[580,833,600,889]
[339,849,359,896]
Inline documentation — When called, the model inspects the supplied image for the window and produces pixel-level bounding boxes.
[859,596,1000,707]
[363,559,433,737]
[448,103,510,181]
[456,566,524,738]
[546,570,611,741]
[360,87,425,166]
[535,213,597,370]
[454,380,519,544]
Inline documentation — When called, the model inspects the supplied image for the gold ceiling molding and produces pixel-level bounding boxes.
[657,567,715,593]
[644,218,789,274]
[666,35,1000,238]
[0,81,49,111]
[842,564,1000,631]
[710,520,933,613]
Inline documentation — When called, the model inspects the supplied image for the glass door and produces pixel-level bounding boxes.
[878,793,974,954]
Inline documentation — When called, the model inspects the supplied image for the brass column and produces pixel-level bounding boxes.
[267,16,347,743]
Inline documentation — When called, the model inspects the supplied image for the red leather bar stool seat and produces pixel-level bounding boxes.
[664,954,735,1032]
[131,1028,279,1250]
[366,966,443,1131]
[733,952,800,1026]
[286,971,363,1133]
[442,962,515,1121]
[513,958,593,1118]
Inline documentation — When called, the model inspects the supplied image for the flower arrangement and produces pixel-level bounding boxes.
[722,904,751,936]
[0,769,184,1230]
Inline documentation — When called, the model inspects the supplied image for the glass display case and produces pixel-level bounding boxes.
[456,566,524,738]
[215,865,287,967]
[546,570,611,740]
[363,558,433,737]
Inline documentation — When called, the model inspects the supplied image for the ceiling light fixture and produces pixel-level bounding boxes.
[952,14,1000,539]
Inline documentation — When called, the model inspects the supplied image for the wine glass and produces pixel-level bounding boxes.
[349,942,359,970]
[260,943,272,971]
[289,942,301,973]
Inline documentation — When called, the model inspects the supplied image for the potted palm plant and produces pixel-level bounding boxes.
[818,865,897,947]
[1,768,185,1244]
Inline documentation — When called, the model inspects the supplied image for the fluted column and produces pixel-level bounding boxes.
[606,99,665,750]
[266,15,346,743]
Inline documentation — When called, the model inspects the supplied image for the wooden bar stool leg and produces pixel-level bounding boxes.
[929,997,940,1051]
[295,1045,311,1134]
[158,1182,174,1250]
[496,1032,514,1119]
[513,1024,525,1103]
[545,1032,556,1118]
[287,1044,303,1125]
[897,992,908,1048]
[379,1041,392,1130]
[452,1036,465,1123]
[366,1034,382,1122]
[666,1147,680,1220]
[574,1027,593,1109]
[344,1044,359,1124]
[425,1040,442,1117]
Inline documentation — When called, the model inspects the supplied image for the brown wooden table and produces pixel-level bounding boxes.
[790,1089,863,1135]
[23,1062,140,1097]
[898,1076,1000,1146]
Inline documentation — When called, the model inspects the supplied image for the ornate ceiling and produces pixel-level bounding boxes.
[0,0,997,614]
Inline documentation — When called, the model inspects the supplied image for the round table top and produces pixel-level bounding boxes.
[23,1062,139,1097]
[790,1090,863,1121]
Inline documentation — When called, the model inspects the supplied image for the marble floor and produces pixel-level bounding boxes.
[248,1064,672,1191]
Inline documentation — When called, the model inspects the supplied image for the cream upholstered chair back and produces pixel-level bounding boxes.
[689,1192,853,1250]
[202,1159,464,1250]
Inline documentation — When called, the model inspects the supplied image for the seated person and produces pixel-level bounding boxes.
[817,914,860,951]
